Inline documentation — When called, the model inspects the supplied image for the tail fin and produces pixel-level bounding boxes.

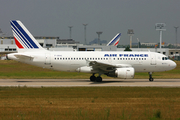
[10,20,45,52]
[107,33,121,46]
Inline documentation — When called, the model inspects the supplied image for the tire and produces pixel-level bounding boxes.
[90,76,96,81]
[96,76,102,82]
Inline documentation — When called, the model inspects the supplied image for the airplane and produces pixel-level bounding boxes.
[107,33,121,46]
[7,20,177,82]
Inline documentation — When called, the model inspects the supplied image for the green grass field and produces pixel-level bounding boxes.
[0,60,180,119]
[0,87,180,119]
[0,60,179,79]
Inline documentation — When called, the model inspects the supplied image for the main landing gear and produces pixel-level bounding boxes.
[148,72,154,82]
[90,73,102,82]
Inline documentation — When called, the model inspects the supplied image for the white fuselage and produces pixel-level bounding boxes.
[8,51,177,73]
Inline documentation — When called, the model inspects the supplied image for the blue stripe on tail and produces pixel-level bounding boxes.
[11,21,39,48]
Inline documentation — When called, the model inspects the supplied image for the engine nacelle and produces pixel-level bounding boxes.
[76,66,93,73]
[115,68,135,79]
[106,67,135,79]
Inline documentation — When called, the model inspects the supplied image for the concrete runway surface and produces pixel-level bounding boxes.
[0,79,180,87]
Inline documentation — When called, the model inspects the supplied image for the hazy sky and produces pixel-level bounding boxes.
[0,0,180,45]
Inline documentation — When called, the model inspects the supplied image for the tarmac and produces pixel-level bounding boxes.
[0,79,180,87]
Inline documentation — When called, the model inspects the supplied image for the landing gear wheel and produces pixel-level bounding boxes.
[96,76,102,82]
[149,78,154,82]
[90,75,96,81]
[148,72,154,82]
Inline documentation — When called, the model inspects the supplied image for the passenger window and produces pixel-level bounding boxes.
[55,58,56,60]
[162,57,164,60]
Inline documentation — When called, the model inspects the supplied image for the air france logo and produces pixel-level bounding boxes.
[104,54,148,57]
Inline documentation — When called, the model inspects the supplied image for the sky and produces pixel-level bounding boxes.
[0,0,180,45]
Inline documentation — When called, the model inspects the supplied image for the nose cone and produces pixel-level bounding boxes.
[170,61,177,70]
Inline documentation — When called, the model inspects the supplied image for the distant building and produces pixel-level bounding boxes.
[0,36,180,59]
[57,39,79,44]
[89,38,107,45]
[141,42,157,46]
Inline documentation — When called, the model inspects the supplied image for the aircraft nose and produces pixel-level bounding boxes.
[170,61,177,69]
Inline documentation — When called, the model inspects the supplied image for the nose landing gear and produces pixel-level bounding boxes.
[148,72,154,82]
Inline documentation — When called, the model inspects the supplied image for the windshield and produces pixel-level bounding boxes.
[162,57,169,60]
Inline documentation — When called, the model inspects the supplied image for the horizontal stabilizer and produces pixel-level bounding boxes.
[14,54,34,59]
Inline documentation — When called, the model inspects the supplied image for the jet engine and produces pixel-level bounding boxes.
[105,67,135,79]
[76,66,93,73]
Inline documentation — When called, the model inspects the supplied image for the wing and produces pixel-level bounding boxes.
[88,61,132,73]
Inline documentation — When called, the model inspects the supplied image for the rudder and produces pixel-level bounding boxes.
[10,20,44,52]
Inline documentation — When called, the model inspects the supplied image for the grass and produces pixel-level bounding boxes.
[0,60,179,79]
[0,60,180,119]
[0,87,180,119]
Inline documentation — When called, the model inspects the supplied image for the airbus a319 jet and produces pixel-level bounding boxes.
[7,20,177,82]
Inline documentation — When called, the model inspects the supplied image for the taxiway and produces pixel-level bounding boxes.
[0,79,180,87]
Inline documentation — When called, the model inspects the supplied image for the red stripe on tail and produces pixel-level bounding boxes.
[14,37,24,48]
[114,41,119,46]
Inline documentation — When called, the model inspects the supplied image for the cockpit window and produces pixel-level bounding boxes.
[162,57,168,60]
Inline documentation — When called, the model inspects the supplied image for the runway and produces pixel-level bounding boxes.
[0,79,180,87]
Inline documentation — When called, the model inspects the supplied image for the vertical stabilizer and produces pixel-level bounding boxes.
[107,33,121,46]
[10,20,45,52]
